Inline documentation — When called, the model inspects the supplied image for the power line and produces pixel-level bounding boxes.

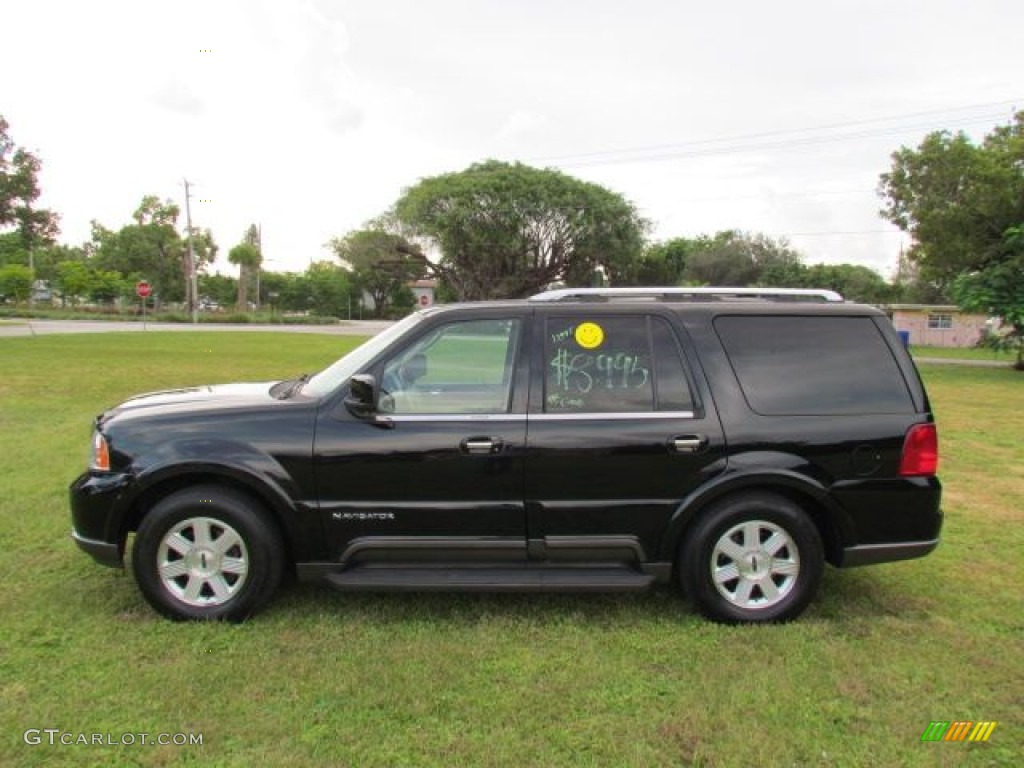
[781,229,900,238]
[669,187,871,204]
[551,116,1008,168]
[534,98,1021,161]
[525,98,1021,168]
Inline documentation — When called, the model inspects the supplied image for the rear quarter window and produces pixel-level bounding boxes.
[714,315,914,415]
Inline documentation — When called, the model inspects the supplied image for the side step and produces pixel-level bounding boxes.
[324,566,655,593]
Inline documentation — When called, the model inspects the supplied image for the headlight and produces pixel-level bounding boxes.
[91,431,110,472]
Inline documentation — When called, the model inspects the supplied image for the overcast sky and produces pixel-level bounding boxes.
[3,0,1022,278]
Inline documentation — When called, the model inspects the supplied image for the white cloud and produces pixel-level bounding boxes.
[1,0,1022,278]
[151,79,207,117]
[495,110,550,146]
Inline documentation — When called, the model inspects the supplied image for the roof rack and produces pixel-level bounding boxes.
[529,287,845,303]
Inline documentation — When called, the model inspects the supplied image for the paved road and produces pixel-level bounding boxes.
[0,319,393,337]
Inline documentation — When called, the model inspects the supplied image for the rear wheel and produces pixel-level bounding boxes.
[679,492,823,624]
[132,485,283,621]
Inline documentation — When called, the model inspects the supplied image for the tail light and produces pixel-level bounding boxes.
[899,424,938,476]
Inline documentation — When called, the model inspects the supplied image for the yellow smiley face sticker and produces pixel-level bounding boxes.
[575,322,605,349]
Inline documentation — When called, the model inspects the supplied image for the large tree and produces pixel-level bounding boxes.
[54,261,92,306]
[328,227,424,316]
[0,264,32,302]
[255,271,312,313]
[197,273,238,310]
[878,112,1024,283]
[760,261,893,304]
[879,112,1024,368]
[391,160,647,300]
[951,226,1024,369]
[681,231,802,286]
[91,196,216,304]
[0,115,59,253]
[306,261,354,318]
[622,237,695,286]
[29,242,87,285]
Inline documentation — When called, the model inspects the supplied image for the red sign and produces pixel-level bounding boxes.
[136,281,152,299]
[419,294,429,306]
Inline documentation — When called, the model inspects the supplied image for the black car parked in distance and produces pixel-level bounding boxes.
[70,287,942,623]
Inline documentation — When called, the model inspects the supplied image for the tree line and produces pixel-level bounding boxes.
[1,110,1021,362]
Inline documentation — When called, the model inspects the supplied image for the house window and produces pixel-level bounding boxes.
[928,313,953,330]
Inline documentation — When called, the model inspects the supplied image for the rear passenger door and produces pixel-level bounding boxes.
[524,312,727,564]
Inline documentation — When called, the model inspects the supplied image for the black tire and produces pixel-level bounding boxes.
[131,484,284,622]
[679,492,823,624]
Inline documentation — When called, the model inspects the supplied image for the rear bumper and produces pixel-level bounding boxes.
[840,537,939,567]
[831,476,943,565]
[71,529,123,568]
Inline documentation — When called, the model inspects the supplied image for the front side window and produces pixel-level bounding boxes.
[304,312,424,397]
[378,318,520,414]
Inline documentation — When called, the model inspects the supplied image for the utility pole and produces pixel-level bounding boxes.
[27,247,34,308]
[183,178,198,323]
[256,223,262,312]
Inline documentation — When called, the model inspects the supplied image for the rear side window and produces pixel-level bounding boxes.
[544,315,695,413]
[545,316,654,412]
[715,316,913,415]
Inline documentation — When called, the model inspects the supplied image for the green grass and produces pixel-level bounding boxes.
[0,306,346,324]
[910,344,1012,361]
[1,333,1021,766]
[416,334,512,385]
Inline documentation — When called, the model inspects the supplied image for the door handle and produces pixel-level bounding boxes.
[671,435,707,454]
[461,437,503,455]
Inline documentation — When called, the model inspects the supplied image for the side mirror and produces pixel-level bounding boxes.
[345,374,377,417]
[344,374,394,428]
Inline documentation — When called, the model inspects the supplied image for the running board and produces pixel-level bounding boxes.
[324,566,655,593]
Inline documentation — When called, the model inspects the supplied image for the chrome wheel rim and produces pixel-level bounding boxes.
[710,520,800,610]
[157,517,249,607]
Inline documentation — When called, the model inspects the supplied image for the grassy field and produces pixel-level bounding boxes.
[910,344,1014,362]
[0,333,1021,767]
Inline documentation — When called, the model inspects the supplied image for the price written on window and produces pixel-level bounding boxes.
[549,348,650,394]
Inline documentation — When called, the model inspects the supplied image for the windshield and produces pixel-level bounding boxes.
[302,313,425,398]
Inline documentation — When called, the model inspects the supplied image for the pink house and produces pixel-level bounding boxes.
[887,304,991,348]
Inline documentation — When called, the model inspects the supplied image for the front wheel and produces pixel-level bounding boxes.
[132,485,284,621]
[679,492,823,624]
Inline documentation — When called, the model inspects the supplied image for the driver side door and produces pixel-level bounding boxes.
[313,313,531,565]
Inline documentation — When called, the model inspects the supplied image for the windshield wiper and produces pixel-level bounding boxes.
[274,373,311,399]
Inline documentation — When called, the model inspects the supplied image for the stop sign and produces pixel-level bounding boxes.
[136,281,152,299]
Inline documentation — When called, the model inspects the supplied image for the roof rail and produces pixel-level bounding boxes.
[529,287,845,303]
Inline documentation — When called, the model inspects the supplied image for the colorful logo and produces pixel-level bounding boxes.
[921,721,997,742]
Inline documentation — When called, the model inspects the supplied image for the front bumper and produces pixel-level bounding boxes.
[69,471,133,568]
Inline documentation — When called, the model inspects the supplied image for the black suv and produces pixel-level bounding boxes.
[71,287,942,623]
